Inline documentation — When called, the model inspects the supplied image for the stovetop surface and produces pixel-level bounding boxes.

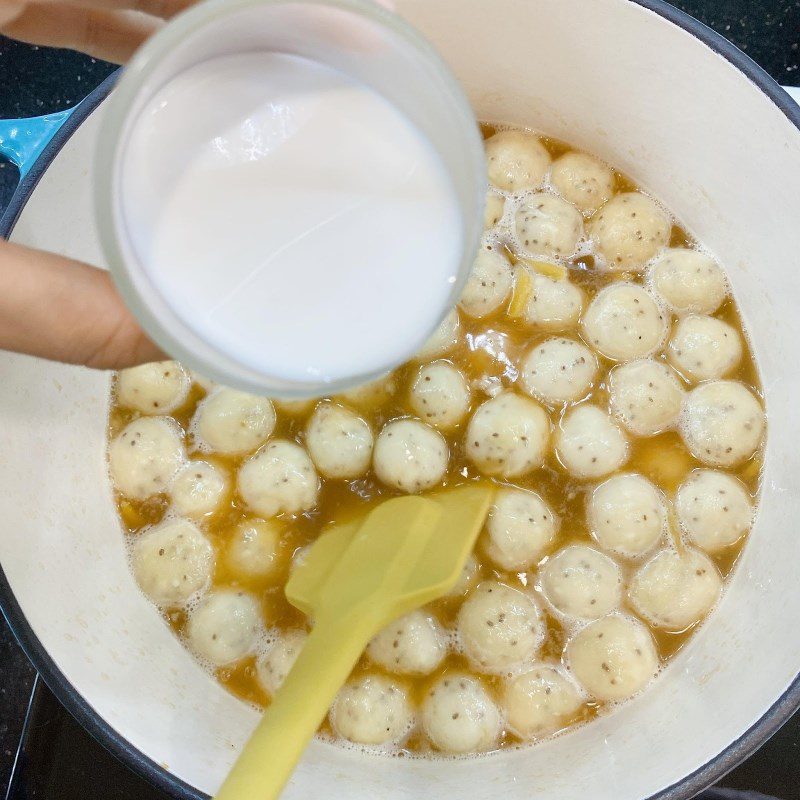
[0,1,798,798]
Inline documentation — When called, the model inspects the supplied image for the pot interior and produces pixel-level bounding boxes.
[2,0,800,798]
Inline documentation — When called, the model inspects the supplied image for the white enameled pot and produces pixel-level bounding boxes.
[0,1,799,799]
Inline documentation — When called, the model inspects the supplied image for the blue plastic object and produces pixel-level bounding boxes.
[0,108,75,179]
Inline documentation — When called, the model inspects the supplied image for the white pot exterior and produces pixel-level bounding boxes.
[1,1,799,799]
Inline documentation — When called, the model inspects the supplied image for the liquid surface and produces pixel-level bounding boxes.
[121,52,463,383]
[110,128,764,757]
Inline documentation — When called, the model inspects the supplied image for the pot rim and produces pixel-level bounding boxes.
[0,2,798,798]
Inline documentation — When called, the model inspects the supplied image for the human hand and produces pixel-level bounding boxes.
[0,1,193,368]
[0,0,195,63]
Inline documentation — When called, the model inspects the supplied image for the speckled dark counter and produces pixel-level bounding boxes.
[0,1,798,797]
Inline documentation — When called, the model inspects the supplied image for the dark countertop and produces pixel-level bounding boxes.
[0,0,798,796]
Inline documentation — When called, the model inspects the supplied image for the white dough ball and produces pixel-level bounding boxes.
[224,518,281,578]
[256,629,307,696]
[680,380,765,466]
[667,314,743,382]
[484,191,506,229]
[466,392,551,478]
[238,440,319,517]
[485,129,550,192]
[648,248,727,315]
[504,664,584,739]
[459,244,513,319]
[457,581,544,674]
[109,416,185,500]
[521,271,584,330]
[581,283,668,361]
[169,460,228,517]
[186,589,262,666]
[629,547,722,629]
[131,518,213,607]
[367,610,447,675]
[416,308,461,362]
[676,469,753,552]
[116,361,190,414]
[193,388,276,455]
[330,674,414,745]
[514,193,584,258]
[588,474,666,558]
[272,398,315,417]
[550,152,615,213]
[483,488,558,570]
[337,374,396,410]
[373,419,448,492]
[409,361,471,430]
[556,405,629,480]
[608,359,685,436]
[305,402,373,479]
[566,614,658,701]
[589,192,671,270]
[422,673,501,753]
[446,555,481,598]
[519,337,598,405]
[539,544,623,619]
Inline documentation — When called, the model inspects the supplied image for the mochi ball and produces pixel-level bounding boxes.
[305,402,373,479]
[521,271,584,331]
[647,248,727,315]
[192,388,276,455]
[519,337,598,405]
[513,193,584,259]
[367,610,447,675]
[459,243,513,319]
[256,629,307,696]
[667,314,742,382]
[409,361,471,430]
[116,361,190,414]
[550,151,615,212]
[373,419,449,492]
[555,405,629,480]
[485,129,550,192]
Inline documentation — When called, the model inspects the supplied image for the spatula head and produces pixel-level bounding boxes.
[285,482,494,625]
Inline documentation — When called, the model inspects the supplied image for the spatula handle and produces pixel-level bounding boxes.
[214,611,377,800]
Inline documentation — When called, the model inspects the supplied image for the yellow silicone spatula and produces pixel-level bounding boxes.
[214,482,495,800]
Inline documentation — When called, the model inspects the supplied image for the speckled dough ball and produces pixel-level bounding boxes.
[409,361,471,430]
[504,664,584,739]
[330,674,414,745]
[629,548,722,629]
[522,272,584,330]
[238,440,319,517]
[514,193,584,258]
[416,308,461,362]
[305,402,373,479]
[466,392,550,478]
[680,381,765,467]
[109,416,185,500]
[446,555,481,598]
[224,518,281,578]
[519,337,598,405]
[667,315,743,382]
[608,359,685,436]
[539,544,623,619]
[485,130,550,192]
[373,419,448,492]
[550,152,615,213]
[186,589,262,666]
[256,629,307,696]
[676,469,753,552]
[459,244,513,319]
[484,191,505,229]
[193,388,276,455]
[367,610,447,675]
[131,518,213,607]
[589,192,671,270]
[483,487,558,570]
[116,361,190,414]
[566,614,658,701]
[581,283,668,361]
[588,474,666,558]
[457,581,544,674]
[169,460,228,517]
[648,248,727,315]
[556,405,629,480]
[422,673,501,753]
